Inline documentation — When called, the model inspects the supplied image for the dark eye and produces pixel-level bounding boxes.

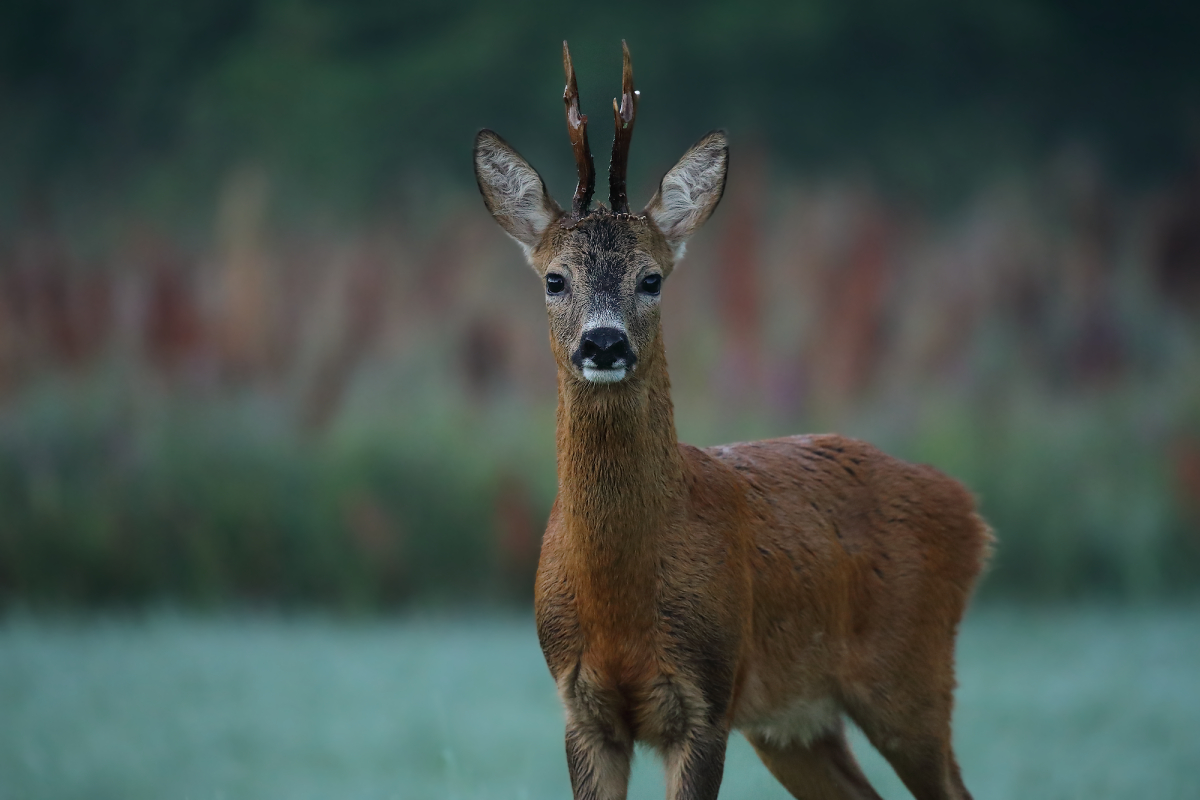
[545,273,566,295]
[639,274,662,295]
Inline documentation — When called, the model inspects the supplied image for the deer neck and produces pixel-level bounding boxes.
[554,338,684,575]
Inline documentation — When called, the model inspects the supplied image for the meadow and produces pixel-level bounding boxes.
[2,604,1197,800]
[2,6,1199,797]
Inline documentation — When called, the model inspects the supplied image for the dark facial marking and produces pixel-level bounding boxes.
[575,218,640,301]
[572,327,637,371]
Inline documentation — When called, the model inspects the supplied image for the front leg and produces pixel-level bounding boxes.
[664,726,729,800]
[565,722,633,800]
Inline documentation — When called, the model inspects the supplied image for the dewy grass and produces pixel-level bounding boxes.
[0,606,1197,799]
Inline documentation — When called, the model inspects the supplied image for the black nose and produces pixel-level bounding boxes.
[574,327,635,370]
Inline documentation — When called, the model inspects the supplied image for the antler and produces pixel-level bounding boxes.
[563,41,595,220]
[608,40,639,215]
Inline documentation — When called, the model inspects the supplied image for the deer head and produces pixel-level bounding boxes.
[474,41,728,386]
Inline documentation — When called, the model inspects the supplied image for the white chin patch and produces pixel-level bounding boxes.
[583,366,627,383]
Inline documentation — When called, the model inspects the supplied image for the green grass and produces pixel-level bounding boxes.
[1,605,1197,799]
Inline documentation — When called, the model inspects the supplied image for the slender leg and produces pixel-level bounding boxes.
[855,726,971,800]
[565,724,633,800]
[663,727,728,800]
[747,725,883,800]
[846,686,971,800]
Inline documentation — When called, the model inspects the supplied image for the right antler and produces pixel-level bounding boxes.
[563,41,595,221]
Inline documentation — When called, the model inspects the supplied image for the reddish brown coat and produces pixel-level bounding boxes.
[474,43,989,800]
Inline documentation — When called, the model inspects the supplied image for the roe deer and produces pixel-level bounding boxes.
[473,41,991,800]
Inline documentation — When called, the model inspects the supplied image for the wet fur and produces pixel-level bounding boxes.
[477,127,990,800]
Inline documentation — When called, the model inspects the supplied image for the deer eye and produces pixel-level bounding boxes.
[546,273,566,295]
[639,274,661,295]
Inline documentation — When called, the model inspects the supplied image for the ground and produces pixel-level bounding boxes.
[0,605,1197,799]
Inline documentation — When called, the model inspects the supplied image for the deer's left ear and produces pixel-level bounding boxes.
[643,131,728,260]
[474,130,563,257]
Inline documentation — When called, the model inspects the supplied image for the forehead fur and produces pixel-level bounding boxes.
[529,212,676,277]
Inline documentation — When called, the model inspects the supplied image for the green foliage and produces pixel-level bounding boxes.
[0,372,1195,609]
[2,1,1197,611]
[3,0,1199,215]
[0,381,540,609]
[891,394,1200,600]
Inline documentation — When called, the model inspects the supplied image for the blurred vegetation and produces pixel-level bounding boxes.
[0,376,560,609]
[1,1,1199,609]
[3,376,1197,608]
[3,0,1200,219]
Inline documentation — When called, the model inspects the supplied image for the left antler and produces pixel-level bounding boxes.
[563,41,596,221]
[608,40,639,215]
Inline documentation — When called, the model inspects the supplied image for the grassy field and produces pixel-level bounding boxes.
[0,605,1197,800]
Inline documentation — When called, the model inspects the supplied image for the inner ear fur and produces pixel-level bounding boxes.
[474,129,562,253]
[643,131,728,258]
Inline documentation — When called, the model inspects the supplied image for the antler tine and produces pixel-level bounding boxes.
[563,41,595,220]
[608,39,639,215]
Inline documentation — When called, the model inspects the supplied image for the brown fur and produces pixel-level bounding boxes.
[533,317,989,800]
[474,60,990,800]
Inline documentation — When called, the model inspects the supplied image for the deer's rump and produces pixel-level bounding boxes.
[699,433,991,729]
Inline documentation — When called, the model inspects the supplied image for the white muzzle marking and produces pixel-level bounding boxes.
[583,309,626,334]
[583,365,627,383]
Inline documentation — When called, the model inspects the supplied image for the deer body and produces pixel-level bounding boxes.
[475,42,989,800]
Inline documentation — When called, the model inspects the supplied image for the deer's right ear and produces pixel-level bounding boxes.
[474,130,562,256]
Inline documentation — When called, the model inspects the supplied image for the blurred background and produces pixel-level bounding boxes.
[1,1,1199,796]
[1,0,1198,607]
